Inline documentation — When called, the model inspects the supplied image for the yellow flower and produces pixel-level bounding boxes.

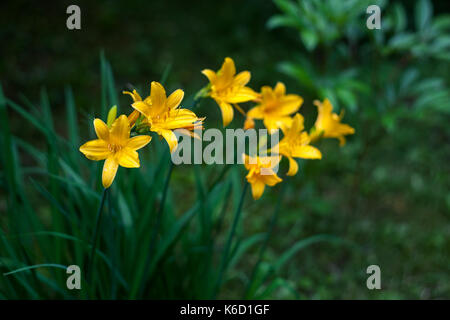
[278,113,322,176]
[247,82,303,132]
[243,116,255,130]
[123,89,143,127]
[243,154,282,200]
[202,57,259,127]
[79,115,152,189]
[311,98,355,146]
[126,82,204,152]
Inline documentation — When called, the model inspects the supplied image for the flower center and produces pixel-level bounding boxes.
[108,144,123,153]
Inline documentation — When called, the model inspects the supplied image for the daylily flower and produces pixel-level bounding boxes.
[247,82,303,133]
[126,82,204,152]
[243,154,282,200]
[202,57,259,127]
[123,89,143,127]
[243,116,255,130]
[79,115,152,188]
[311,98,355,146]
[278,113,322,176]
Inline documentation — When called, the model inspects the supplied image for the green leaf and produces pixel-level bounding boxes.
[149,203,199,275]
[432,15,450,32]
[256,277,299,299]
[399,69,419,92]
[65,86,79,149]
[160,63,172,85]
[30,179,71,222]
[415,0,432,31]
[266,15,300,30]
[117,191,133,229]
[336,88,357,112]
[3,264,67,276]
[0,85,18,208]
[6,99,48,136]
[392,3,407,32]
[388,33,416,50]
[277,62,315,90]
[300,29,319,51]
[107,105,117,127]
[273,235,345,272]
[228,233,265,270]
[273,0,299,17]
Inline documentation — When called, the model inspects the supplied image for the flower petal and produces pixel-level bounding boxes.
[292,145,322,159]
[221,57,236,80]
[123,89,142,102]
[261,173,282,186]
[201,69,217,83]
[79,139,109,160]
[167,89,184,110]
[247,106,264,119]
[150,81,167,110]
[127,110,141,127]
[157,129,179,153]
[126,135,152,150]
[337,123,355,136]
[244,116,255,130]
[118,148,140,168]
[284,113,304,141]
[94,119,109,141]
[320,98,334,114]
[218,101,234,127]
[110,115,131,142]
[102,157,119,189]
[250,180,265,200]
[233,71,251,87]
[286,156,299,176]
[276,94,303,115]
[227,87,259,103]
[263,117,291,133]
[274,82,286,96]
[132,101,151,118]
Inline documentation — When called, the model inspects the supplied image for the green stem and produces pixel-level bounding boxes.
[137,161,174,297]
[243,182,286,299]
[212,182,249,299]
[86,188,108,284]
[209,164,233,191]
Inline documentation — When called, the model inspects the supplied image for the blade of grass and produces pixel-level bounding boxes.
[85,188,108,284]
[0,85,18,213]
[131,162,174,298]
[244,181,286,298]
[3,263,67,276]
[212,182,249,299]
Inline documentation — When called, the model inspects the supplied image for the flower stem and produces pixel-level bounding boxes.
[137,161,174,297]
[233,103,247,116]
[243,182,286,299]
[208,164,233,190]
[212,182,249,299]
[86,188,108,284]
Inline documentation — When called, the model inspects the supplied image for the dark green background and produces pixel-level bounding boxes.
[1,0,449,299]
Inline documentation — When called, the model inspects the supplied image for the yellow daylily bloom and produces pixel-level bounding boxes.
[202,57,259,127]
[311,98,355,146]
[247,82,303,133]
[123,89,146,128]
[278,113,322,176]
[79,115,152,189]
[243,154,282,200]
[125,82,204,153]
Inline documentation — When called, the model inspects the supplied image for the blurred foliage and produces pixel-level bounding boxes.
[0,0,449,299]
